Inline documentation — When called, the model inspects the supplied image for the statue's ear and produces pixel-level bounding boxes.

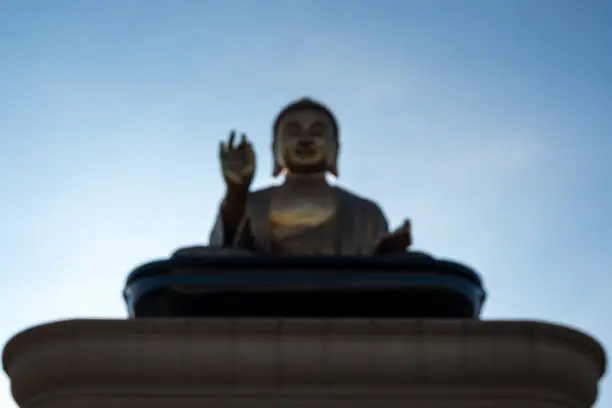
[272,139,283,177]
[329,145,339,178]
[273,162,283,177]
[330,164,339,178]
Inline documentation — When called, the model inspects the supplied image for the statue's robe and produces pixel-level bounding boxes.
[209,185,389,256]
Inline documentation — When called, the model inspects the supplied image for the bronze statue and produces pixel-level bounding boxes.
[198,98,413,256]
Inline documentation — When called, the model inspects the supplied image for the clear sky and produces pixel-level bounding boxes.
[1,0,611,406]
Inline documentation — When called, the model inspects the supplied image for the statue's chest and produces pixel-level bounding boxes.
[268,188,340,254]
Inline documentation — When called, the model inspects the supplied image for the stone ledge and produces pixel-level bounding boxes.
[3,319,607,408]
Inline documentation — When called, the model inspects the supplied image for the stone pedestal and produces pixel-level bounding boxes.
[123,256,487,319]
[2,319,606,408]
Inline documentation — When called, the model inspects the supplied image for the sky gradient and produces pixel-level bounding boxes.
[1,1,611,406]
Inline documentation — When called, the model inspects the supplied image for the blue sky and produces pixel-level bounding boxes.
[1,0,611,406]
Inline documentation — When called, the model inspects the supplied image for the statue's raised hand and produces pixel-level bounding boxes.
[219,131,255,189]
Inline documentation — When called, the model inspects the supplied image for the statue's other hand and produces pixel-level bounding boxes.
[374,219,412,254]
[220,130,256,188]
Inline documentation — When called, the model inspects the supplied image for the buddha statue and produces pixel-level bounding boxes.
[175,98,416,257]
[140,98,485,319]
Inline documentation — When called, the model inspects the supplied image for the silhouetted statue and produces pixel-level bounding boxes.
[178,98,412,257]
[128,99,486,319]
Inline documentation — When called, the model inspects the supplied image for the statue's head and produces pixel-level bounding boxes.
[272,98,339,177]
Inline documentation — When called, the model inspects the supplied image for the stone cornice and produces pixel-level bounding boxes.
[3,319,607,408]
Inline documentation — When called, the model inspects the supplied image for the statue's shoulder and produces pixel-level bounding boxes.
[248,185,279,202]
[333,185,385,213]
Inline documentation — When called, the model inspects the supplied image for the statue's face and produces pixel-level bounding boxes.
[275,108,337,174]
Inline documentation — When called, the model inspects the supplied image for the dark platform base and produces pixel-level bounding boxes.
[123,256,486,319]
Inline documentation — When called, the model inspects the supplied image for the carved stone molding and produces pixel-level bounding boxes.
[2,319,606,408]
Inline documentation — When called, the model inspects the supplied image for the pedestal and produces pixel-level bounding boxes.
[3,319,606,408]
[123,256,487,319]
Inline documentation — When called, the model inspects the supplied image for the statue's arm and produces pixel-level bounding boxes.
[373,204,390,240]
[209,189,249,246]
[364,201,391,254]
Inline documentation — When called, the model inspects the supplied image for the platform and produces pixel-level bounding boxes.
[2,319,606,408]
[123,256,487,319]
